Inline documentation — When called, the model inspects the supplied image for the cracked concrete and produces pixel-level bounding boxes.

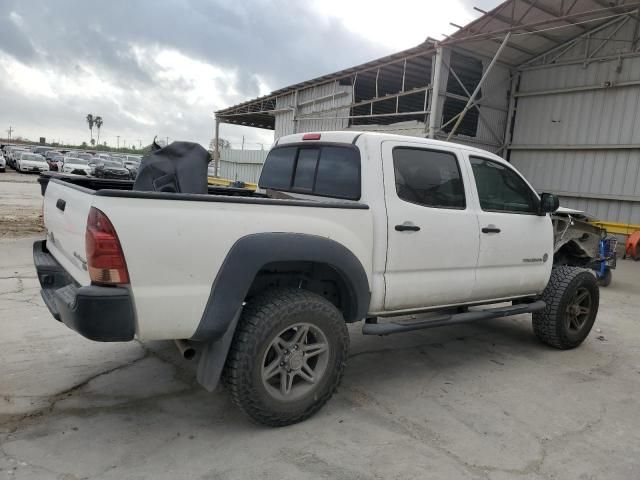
[1,209,640,477]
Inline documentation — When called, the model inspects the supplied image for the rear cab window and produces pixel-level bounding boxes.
[259,144,361,200]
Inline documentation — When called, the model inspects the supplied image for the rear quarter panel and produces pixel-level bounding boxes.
[92,195,374,340]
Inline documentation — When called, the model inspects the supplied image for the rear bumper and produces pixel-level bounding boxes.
[33,240,136,341]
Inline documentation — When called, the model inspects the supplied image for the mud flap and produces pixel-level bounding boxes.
[196,307,242,391]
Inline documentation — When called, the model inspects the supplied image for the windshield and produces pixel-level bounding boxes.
[101,160,122,167]
[23,154,46,162]
[66,157,88,165]
[77,153,93,161]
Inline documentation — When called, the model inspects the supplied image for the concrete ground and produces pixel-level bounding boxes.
[1,175,640,479]
[0,171,43,238]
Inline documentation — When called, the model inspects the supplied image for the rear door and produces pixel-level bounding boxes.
[382,141,480,311]
[465,155,552,300]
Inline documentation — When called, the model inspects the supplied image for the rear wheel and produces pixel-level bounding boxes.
[223,287,349,427]
[533,267,599,349]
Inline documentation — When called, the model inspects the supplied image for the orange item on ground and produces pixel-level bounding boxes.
[625,231,640,260]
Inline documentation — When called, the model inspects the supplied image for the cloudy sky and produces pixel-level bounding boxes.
[0,0,498,150]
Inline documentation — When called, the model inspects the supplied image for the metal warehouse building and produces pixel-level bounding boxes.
[215,0,640,225]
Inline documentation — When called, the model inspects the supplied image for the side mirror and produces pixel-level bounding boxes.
[538,192,559,215]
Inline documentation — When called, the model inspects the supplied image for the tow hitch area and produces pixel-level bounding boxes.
[362,301,546,336]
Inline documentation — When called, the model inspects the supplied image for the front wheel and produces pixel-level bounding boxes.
[223,288,349,427]
[533,267,599,349]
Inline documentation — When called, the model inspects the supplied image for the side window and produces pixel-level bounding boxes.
[470,156,538,214]
[393,147,466,209]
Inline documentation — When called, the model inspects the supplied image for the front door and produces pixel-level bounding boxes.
[465,155,553,300]
[382,141,480,311]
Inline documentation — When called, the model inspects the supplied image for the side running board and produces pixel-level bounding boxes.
[362,300,546,336]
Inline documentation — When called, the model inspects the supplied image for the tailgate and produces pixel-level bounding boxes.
[43,180,93,286]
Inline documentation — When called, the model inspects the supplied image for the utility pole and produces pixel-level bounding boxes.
[138,139,142,148]
[166,136,169,146]
[7,126,13,142]
[117,136,120,150]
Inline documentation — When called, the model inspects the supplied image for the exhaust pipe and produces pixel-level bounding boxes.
[174,339,196,360]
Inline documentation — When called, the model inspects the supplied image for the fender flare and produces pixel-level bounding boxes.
[191,232,371,342]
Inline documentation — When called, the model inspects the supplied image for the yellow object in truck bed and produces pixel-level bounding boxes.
[207,176,257,191]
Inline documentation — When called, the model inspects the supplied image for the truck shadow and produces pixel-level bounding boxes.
[140,314,566,424]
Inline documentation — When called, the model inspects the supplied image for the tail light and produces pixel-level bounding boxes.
[303,133,321,140]
[85,207,129,284]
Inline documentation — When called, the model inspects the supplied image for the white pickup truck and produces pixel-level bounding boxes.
[34,131,599,426]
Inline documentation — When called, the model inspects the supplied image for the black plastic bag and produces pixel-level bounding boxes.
[133,140,210,194]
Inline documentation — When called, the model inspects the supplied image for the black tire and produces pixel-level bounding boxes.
[533,266,599,349]
[223,287,349,427]
[597,268,612,287]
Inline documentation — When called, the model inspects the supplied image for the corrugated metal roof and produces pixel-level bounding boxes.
[449,0,640,66]
[216,0,640,128]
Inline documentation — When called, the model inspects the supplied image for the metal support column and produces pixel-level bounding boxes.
[292,90,299,134]
[428,46,444,138]
[447,32,511,141]
[501,71,519,159]
[213,116,220,177]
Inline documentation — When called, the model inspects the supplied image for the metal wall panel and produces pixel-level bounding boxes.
[218,149,267,183]
[272,49,510,156]
[464,62,510,150]
[275,92,296,138]
[512,53,640,224]
[274,82,352,139]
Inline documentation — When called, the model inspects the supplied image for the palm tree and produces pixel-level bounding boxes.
[94,116,103,146]
[86,114,94,144]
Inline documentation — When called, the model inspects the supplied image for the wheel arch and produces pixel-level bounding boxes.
[191,233,370,342]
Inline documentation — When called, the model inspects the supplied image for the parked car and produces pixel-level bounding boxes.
[75,152,94,162]
[44,151,62,170]
[32,146,55,157]
[91,158,132,179]
[16,152,49,173]
[123,156,141,178]
[47,154,64,172]
[6,147,27,168]
[0,152,6,172]
[61,157,92,175]
[34,132,598,427]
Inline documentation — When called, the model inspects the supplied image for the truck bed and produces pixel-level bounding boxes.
[39,172,372,341]
[37,172,258,198]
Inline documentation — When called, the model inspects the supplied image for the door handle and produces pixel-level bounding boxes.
[395,223,421,232]
[56,199,66,212]
[482,226,501,234]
